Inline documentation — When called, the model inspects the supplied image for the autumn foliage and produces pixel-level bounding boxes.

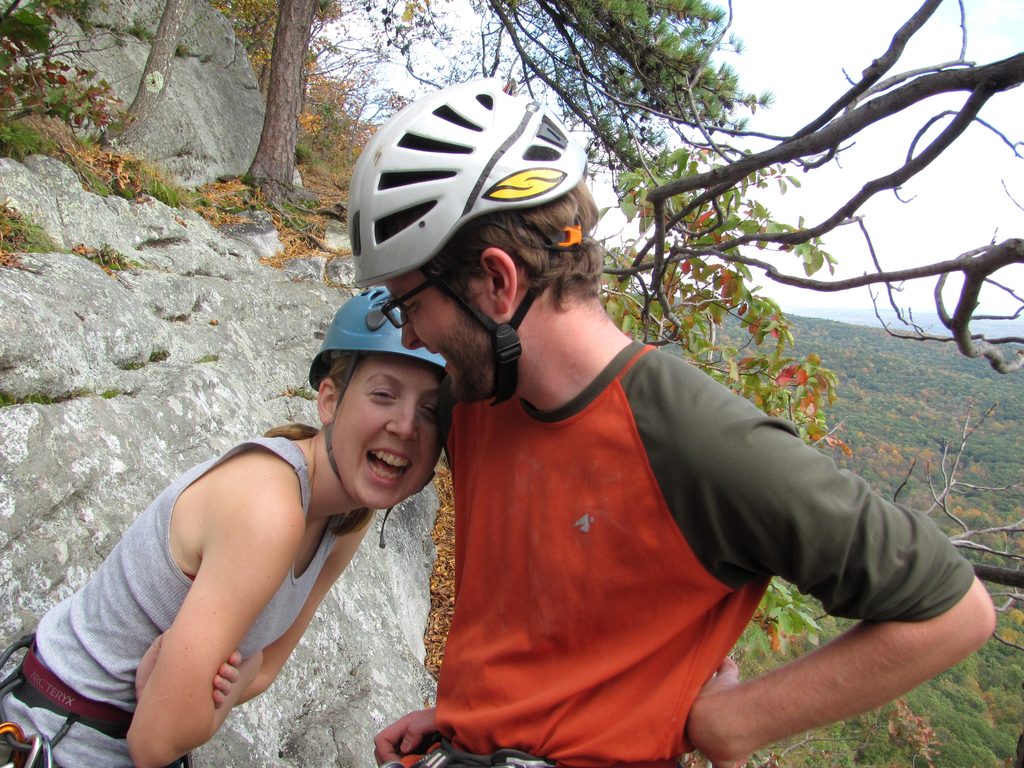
[1,0,116,128]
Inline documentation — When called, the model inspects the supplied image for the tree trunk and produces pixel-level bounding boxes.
[247,0,318,202]
[258,64,272,99]
[116,0,191,147]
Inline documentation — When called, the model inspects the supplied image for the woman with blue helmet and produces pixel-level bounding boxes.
[0,289,445,768]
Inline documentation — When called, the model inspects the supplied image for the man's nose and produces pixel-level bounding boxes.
[401,323,424,350]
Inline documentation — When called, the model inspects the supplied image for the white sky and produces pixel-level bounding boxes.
[370,0,1023,315]
[717,0,1024,313]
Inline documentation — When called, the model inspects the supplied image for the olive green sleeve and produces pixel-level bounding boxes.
[621,346,975,622]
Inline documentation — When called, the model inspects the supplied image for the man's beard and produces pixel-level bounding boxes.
[442,310,497,402]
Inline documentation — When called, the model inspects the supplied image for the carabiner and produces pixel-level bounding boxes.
[22,736,40,768]
[0,723,26,768]
[0,723,25,742]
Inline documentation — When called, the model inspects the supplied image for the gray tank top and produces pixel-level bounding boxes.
[5,437,337,766]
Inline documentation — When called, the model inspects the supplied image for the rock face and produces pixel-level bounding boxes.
[56,0,266,188]
[0,154,436,766]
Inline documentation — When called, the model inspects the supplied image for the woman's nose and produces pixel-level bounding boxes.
[387,406,417,440]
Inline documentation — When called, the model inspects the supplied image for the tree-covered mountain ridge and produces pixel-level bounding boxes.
[787,306,1024,339]
[719,312,1023,766]
[783,312,1022,516]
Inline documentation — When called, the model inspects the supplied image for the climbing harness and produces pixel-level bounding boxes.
[1,634,131,747]
[1,635,53,767]
[0,634,191,767]
[380,737,556,768]
[0,662,52,767]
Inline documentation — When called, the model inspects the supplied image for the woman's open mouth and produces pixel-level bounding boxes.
[368,449,409,480]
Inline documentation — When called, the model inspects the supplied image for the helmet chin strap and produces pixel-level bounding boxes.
[377,470,435,549]
[427,276,536,405]
[489,289,536,404]
[455,219,583,404]
[324,421,342,483]
[322,353,361,484]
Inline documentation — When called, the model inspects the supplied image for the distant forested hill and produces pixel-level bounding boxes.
[788,314,1023,522]
[733,314,1023,766]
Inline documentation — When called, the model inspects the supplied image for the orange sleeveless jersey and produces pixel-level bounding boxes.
[435,342,973,767]
[436,346,766,767]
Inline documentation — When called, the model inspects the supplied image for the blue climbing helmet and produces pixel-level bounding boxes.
[308,288,446,389]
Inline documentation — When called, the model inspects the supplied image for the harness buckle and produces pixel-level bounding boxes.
[491,749,556,768]
[414,751,451,768]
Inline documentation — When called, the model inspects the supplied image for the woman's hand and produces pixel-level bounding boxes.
[212,650,242,708]
[139,636,245,709]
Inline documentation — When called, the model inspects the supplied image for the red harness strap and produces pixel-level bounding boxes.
[14,643,133,738]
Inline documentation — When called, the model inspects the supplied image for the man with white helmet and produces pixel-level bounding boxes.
[350,79,995,768]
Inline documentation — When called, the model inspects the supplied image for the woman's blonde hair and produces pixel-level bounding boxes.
[427,181,604,307]
[265,353,374,536]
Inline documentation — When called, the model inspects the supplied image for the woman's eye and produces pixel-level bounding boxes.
[371,390,396,401]
[420,403,439,422]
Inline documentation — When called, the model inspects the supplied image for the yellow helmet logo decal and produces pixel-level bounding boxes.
[483,168,568,202]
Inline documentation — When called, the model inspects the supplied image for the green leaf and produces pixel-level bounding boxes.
[5,9,53,54]
[738,219,761,236]
[803,249,824,276]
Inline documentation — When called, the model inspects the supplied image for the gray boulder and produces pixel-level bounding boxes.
[54,0,265,188]
[0,154,437,767]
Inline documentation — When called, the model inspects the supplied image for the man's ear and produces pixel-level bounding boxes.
[317,377,341,424]
[477,247,523,320]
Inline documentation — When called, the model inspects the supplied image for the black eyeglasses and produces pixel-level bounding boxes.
[369,279,435,329]
[369,276,490,333]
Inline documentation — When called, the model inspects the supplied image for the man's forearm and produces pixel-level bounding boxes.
[685,578,995,766]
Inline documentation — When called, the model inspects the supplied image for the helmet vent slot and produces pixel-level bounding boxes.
[536,116,569,149]
[351,211,361,255]
[375,201,437,244]
[379,169,457,190]
[432,105,484,132]
[476,94,494,110]
[523,146,561,161]
[398,132,473,154]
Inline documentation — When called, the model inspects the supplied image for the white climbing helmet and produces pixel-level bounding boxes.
[350,78,588,287]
